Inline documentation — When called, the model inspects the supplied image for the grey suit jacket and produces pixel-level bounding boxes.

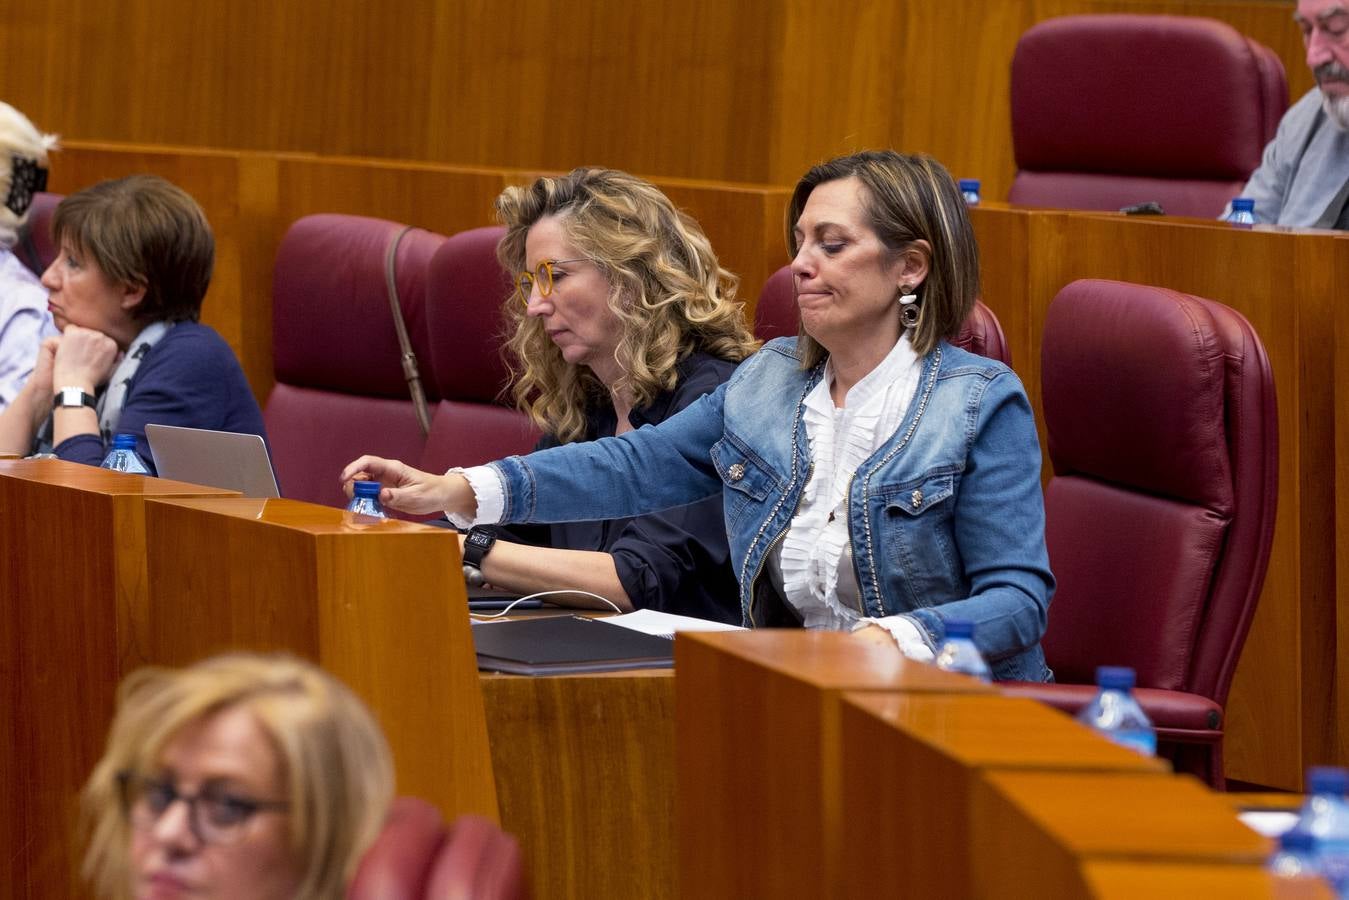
[1239,87,1349,227]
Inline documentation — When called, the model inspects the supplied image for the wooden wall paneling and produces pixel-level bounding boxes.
[142,497,499,823]
[2,2,1310,194]
[653,177,793,318]
[674,631,990,900]
[884,0,1041,200]
[480,671,676,900]
[0,461,234,900]
[1291,232,1343,775]
[970,770,1271,898]
[415,0,782,183]
[1333,233,1349,768]
[836,692,1165,898]
[1022,212,1321,789]
[969,204,1037,384]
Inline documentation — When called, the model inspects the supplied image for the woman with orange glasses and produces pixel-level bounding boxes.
[354,168,758,621]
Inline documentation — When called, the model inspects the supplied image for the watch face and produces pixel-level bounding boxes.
[466,530,494,550]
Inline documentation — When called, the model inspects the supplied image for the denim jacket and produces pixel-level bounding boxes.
[492,338,1054,681]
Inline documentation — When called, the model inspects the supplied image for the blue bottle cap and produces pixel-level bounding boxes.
[1231,197,1255,212]
[1307,766,1349,795]
[944,619,975,639]
[959,179,981,192]
[353,480,382,498]
[1280,829,1316,851]
[1095,666,1135,690]
[112,433,138,450]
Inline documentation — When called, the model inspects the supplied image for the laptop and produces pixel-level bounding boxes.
[145,424,281,498]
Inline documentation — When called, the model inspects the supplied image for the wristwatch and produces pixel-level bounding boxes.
[462,526,497,587]
[53,387,96,411]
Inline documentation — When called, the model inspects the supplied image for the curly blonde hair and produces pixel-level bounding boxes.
[496,168,759,443]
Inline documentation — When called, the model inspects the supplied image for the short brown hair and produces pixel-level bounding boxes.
[53,174,214,323]
[786,151,979,366]
[82,653,394,900]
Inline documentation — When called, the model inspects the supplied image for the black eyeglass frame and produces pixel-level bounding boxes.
[115,770,290,846]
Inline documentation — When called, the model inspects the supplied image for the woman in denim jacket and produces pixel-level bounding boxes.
[344,151,1054,682]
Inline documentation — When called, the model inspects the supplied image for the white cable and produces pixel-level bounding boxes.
[469,589,623,620]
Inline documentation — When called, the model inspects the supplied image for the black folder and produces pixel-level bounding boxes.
[471,615,675,675]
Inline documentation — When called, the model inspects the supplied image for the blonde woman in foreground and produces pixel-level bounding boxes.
[82,653,393,899]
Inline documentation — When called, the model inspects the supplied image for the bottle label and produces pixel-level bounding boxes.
[1108,729,1157,756]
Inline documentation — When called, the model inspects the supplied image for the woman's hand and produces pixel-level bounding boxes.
[340,455,478,518]
[51,326,120,391]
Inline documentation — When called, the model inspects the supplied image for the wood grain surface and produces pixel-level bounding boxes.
[480,670,676,900]
[0,461,235,900]
[972,770,1273,897]
[836,692,1167,898]
[0,1,1310,191]
[675,630,990,899]
[142,497,499,824]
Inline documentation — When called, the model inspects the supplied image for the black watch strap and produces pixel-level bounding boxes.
[53,387,97,411]
[462,526,497,570]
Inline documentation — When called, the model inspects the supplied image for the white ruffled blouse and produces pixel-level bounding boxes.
[766,333,932,654]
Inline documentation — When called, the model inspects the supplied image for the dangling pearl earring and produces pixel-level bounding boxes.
[898,285,920,329]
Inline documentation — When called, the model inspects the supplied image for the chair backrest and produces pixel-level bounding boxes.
[14,191,61,276]
[1009,14,1287,217]
[1039,279,1277,707]
[419,226,541,473]
[348,800,527,900]
[266,214,446,507]
[753,263,1012,366]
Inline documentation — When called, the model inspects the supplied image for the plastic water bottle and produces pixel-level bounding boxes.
[1298,766,1349,893]
[1268,829,1322,882]
[959,178,981,206]
[346,480,386,519]
[1225,197,1256,227]
[1076,666,1156,756]
[933,619,991,682]
[99,433,151,474]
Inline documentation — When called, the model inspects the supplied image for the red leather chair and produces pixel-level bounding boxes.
[348,798,527,900]
[14,190,60,276]
[419,226,541,474]
[265,214,446,507]
[1009,14,1287,217]
[1005,279,1278,788]
[753,263,1012,366]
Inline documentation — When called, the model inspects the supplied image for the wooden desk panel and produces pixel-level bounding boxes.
[1083,861,1334,899]
[972,770,1271,898]
[675,630,990,899]
[481,671,676,900]
[1332,233,1349,768]
[0,461,235,900]
[837,692,1166,898]
[143,497,498,824]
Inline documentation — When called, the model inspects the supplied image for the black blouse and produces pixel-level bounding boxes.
[487,351,742,624]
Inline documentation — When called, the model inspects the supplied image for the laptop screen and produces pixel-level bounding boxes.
[144,424,281,498]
